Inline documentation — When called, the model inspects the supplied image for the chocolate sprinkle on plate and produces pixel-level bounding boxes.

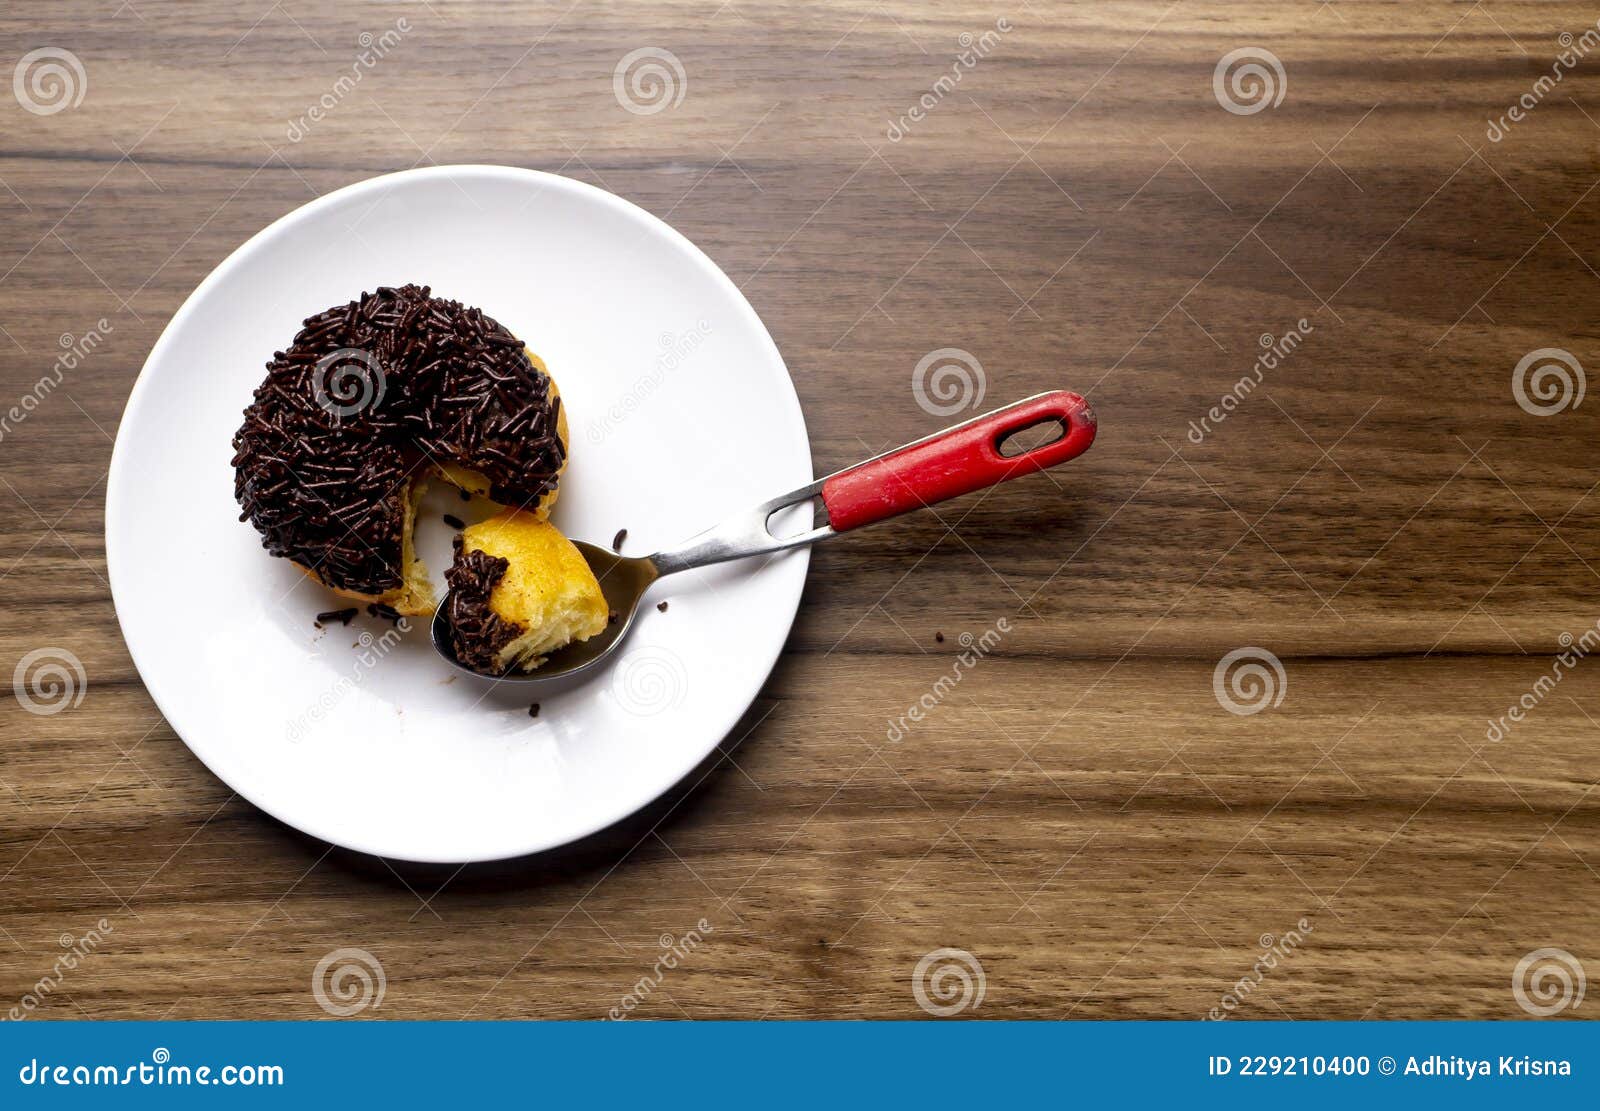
[611,528,627,552]
[657,601,669,612]
[935,631,944,643]
[443,513,466,530]
[315,607,358,627]
[231,284,565,597]
[528,703,540,718]
[366,602,403,623]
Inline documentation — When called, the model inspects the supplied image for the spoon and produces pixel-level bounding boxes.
[432,389,1097,684]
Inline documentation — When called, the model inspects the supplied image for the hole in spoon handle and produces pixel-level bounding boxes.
[819,390,1097,532]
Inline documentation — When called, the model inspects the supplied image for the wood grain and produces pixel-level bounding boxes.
[2,0,1599,1019]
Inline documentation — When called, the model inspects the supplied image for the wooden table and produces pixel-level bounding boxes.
[2,0,1597,1020]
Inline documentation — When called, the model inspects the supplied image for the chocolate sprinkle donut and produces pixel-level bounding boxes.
[231,285,565,597]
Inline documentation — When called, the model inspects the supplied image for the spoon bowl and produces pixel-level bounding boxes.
[431,541,662,685]
[432,390,1097,687]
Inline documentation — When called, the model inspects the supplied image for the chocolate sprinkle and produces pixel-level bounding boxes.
[656,601,669,612]
[366,602,402,623]
[935,631,944,643]
[315,607,358,627]
[611,528,627,552]
[443,513,466,530]
[528,703,540,718]
[444,543,524,674]
[458,488,472,502]
[231,285,565,596]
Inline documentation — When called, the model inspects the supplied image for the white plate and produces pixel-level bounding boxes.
[107,166,811,863]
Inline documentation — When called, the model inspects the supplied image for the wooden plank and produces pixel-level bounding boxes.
[1,0,1596,1019]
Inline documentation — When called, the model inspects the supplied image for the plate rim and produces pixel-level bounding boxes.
[105,164,811,863]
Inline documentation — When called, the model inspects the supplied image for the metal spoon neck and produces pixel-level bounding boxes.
[647,477,835,577]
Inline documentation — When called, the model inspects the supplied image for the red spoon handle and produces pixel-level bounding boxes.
[819,390,1097,532]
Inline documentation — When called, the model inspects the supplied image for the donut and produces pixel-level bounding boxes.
[231,285,568,615]
[445,509,609,673]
